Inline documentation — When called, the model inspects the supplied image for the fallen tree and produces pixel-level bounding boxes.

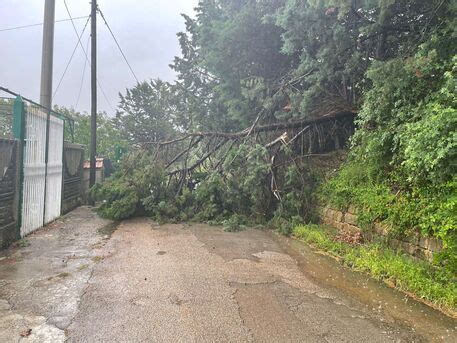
[144,111,354,191]
[91,112,354,232]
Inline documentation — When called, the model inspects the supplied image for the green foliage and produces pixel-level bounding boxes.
[320,160,457,266]
[171,0,298,130]
[222,214,248,232]
[91,142,327,232]
[187,144,272,224]
[56,106,127,161]
[352,31,456,184]
[91,181,138,221]
[92,151,169,220]
[115,80,176,144]
[273,0,450,115]
[168,0,455,132]
[320,25,456,266]
[399,69,457,184]
[271,215,304,236]
[319,162,394,227]
[294,225,457,312]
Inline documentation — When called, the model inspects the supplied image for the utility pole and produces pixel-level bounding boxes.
[40,0,55,109]
[89,0,97,189]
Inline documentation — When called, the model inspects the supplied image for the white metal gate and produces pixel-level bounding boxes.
[21,106,64,237]
[45,115,64,223]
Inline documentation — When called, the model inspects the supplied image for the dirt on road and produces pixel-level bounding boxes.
[0,208,455,342]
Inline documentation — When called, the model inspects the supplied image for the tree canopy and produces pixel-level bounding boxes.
[166,0,455,132]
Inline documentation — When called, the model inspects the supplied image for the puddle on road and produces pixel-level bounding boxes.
[272,233,456,342]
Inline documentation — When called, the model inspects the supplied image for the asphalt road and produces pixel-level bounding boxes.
[0,208,455,342]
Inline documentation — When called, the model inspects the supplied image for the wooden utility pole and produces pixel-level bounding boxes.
[40,0,55,109]
[89,0,97,188]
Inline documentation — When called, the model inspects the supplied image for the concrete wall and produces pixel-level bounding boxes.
[0,139,20,248]
[318,206,442,261]
[62,143,84,214]
[82,168,104,203]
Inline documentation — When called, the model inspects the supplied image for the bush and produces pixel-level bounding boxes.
[91,151,169,220]
[222,214,248,232]
[91,181,138,220]
[319,34,456,270]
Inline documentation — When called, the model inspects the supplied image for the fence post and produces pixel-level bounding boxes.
[13,96,25,141]
[43,109,51,224]
[12,96,25,235]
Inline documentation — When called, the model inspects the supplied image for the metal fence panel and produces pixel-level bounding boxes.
[21,106,47,236]
[6,92,73,238]
[44,115,64,223]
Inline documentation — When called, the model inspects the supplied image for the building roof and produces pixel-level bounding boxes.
[83,158,105,170]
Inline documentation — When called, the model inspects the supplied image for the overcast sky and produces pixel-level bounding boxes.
[0,0,198,115]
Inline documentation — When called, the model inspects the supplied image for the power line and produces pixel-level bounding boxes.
[63,0,115,112]
[53,15,91,100]
[75,34,91,110]
[0,16,88,32]
[98,7,140,84]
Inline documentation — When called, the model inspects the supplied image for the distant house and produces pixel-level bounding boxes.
[82,158,114,200]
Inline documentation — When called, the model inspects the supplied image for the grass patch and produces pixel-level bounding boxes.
[293,224,457,315]
[17,239,30,248]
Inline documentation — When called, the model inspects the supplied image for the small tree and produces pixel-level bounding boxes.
[115,80,176,144]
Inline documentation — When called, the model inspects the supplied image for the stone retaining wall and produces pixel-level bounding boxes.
[318,206,442,261]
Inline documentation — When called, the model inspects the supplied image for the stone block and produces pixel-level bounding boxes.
[390,238,401,250]
[423,249,434,262]
[427,237,443,253]
[373,222,389,236]
[334,221,346,231]
[344,212,358,226]
[416,248,434,262]
[419,236,429,249]
[321,215,332,226]
[418,236,442,252]
[401,242,420,256]
[327,209,343,222]
[346,224,361,235]
[322,207,330,217]
[348,204,358,214]
[326,209,334,220]
[401,230,420,245]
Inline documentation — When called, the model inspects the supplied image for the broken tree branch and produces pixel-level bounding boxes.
[140,111,355,146]
[167,139,228,176]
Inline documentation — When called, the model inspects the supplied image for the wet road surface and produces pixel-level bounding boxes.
[0,207,455,342]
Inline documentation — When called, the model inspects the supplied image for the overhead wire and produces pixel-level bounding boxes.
[0,16,88,32]
[98,7,140,84]
[53,15,91,100]
[63,0,115,112]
